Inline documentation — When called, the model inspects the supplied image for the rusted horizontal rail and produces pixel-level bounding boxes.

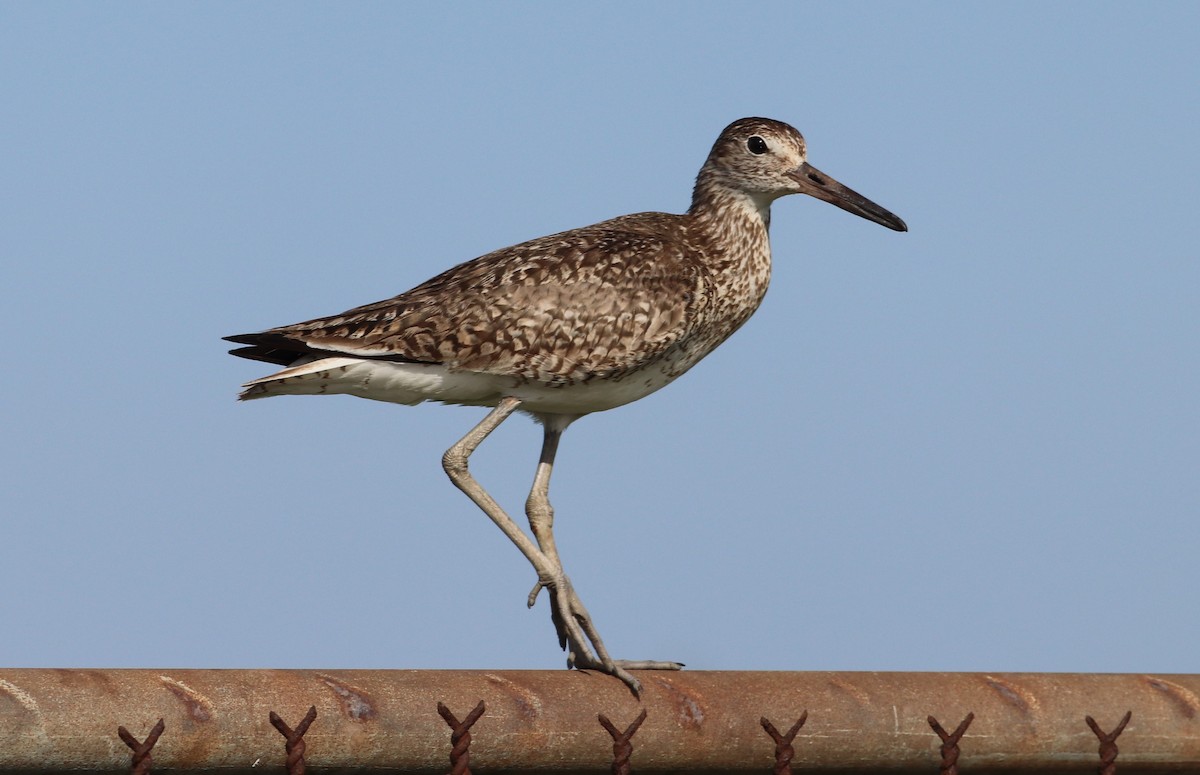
[0,670,1195,773]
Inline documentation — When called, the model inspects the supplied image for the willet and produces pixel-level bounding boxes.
[226,117,906,693]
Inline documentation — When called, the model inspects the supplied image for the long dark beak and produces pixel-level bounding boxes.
[790,161,907,232]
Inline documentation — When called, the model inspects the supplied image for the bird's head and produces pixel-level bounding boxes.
[696,117,907,232]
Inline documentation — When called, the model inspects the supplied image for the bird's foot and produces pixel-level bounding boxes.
[568,653,685,694]
[529,575,683,696]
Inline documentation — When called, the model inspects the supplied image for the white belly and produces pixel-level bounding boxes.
[238,356,681,416]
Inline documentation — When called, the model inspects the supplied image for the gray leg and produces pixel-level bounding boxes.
[525,422,593,663]
[524,416,684,684]
[525,422,565,574]
[442,399,657,693]
[442,398,547,569]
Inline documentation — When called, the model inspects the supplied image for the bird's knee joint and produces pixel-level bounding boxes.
[525,497,554,523]
[442,445,468,478]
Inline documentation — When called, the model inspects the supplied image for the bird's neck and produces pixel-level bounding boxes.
[687,175,774,318]
[689,174,773,261]
[688,173,774,238]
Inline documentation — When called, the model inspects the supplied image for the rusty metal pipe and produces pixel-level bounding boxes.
[0,670,1196,773]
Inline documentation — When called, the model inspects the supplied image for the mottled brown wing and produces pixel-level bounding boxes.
[426,277,697,384]
[229,221,708,383]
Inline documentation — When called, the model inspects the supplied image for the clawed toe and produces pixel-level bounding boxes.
[614,659,685,671]
[527,578,546,608]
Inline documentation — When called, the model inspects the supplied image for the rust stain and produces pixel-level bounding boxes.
[158,676,213,722]
[0,678,43,725]
[50,668,117,692]
[484,673,542,723]
[1144,676,1199,719]
[649,675,705,730]
[318,674,377,721]
[827,675,873,706]
[983,675,1035,715]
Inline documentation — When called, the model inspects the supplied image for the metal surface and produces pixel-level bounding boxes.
[0,669,1196,773]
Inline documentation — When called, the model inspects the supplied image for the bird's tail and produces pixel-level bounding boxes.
[236,357,364,401]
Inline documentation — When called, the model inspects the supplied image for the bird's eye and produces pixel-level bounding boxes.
[747,136,768,155]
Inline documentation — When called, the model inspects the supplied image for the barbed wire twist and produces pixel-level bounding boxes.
[598,708,647,775]
[928,712,974,775]
[760,712,808,775]
[269,705,317,775]
[438,700,487,775]
[1086,711,1132,775]
[117,718,165,775]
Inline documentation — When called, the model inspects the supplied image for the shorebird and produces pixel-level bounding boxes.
[226,117,906,692]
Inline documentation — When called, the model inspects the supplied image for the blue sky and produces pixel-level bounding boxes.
[2,3,1197,676]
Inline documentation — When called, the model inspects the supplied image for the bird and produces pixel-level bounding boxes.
[225,117,906,693]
